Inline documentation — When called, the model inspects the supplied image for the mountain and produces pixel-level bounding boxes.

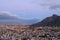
[0,12,40,25]
[30,14,60,27]
[0,19,39,25]
[0,14,39,25]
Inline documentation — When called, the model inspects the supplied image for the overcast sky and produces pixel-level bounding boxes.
[0,0,60,19]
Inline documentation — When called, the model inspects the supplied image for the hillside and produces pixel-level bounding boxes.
[30,14,60,27]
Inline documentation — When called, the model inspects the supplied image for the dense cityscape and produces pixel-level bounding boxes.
[0,24,60,40]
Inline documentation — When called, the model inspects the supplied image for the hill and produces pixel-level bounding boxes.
[30,14,60,27]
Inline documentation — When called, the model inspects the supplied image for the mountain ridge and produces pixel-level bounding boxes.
[30,14,60,27]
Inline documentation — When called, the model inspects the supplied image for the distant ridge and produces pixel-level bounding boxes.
[30,14,60,27]
[0,13,39,25]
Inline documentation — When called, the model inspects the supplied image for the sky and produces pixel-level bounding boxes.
[0,0,60,19]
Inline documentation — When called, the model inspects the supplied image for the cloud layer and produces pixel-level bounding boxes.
[0,0,60,19]
[0,11,19,19]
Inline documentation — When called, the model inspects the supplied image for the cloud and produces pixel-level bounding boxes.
[49,5,60,9]
[0,0,53,13]
[0,11,19,19]
[0,11,17,16]
[0,0,60,19]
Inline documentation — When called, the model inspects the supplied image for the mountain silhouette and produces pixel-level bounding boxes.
[0,13,40,25]
[30,14,60,27]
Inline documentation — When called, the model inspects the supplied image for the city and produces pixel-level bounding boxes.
[0,25,60,40]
